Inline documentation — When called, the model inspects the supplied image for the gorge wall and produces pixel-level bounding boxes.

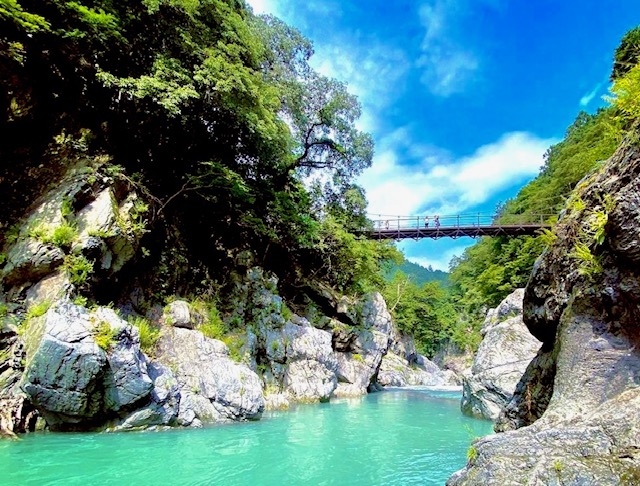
[449,140,640,485]
[0,165,451,435]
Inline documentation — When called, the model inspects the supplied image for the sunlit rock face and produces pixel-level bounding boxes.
[460,289,541,421]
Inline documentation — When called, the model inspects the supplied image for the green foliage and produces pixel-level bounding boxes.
[64,2,123,43]
[128,316,160,355]
[352,353,364,363]
[49,223,77,248]
[97,57,199,116]
[93,320,117,351]
[0,0,50,33]
[222,333,245,362]
[63,254,94,285]
[312,217,401,295]
[611,26,640,81]
[25,300,51,319]
[607,63,640,127]
[191,298,227,340]
[60,196,74,219]
[538,228,558,248]
[467,445,478,463]
[72,295,88,307]
[0,303,7,317]
[382,271,458,356]
[281,302,294,322]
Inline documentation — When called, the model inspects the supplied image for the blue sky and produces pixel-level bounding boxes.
[247,0,640,270]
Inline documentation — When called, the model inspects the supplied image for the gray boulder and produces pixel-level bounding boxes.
[21,303,108,426]
[20,302,175,430]
[156,326,264,423]
[265,320,338,402]
[162,300,197,329]
[378,351,450,387]
[114,362,180,430]
[460,289,541,421]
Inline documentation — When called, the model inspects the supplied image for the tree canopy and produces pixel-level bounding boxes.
[0,0,389,299]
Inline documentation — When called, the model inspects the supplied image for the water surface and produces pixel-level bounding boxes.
[0,388,492,485]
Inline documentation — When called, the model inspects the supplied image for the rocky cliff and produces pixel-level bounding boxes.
[0,166,446,435]
[460,289,541,420]
[449,141,640,485]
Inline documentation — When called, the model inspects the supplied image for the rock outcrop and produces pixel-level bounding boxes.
[460,289,541,420]
[0,166,432,434]
[155,326,264,424]
[20,302,178,430]
[332,292,393,397]
[449,142,640,484]
[377,329,453,387]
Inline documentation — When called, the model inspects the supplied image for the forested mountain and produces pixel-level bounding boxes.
[385,259,449,286]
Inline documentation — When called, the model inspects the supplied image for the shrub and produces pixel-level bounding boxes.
[222,334,245,362]
[193,298,227,340]
[94,320,117,351]
[49,223,77,248]
[64,254,94,285]
[25,300,51,319]
[467,445,478,463]
[128,316,160,355]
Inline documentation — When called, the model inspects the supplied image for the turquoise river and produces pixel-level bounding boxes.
[0,388,492,485]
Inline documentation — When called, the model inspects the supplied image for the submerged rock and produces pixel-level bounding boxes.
[460,289,541,420]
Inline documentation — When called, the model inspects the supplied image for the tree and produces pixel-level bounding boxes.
[611,26,640,81]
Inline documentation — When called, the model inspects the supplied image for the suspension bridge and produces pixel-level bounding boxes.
[364,213,553,240]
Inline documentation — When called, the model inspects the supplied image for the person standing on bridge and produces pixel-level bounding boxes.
[424,216,429,228]
[434,215,440,229]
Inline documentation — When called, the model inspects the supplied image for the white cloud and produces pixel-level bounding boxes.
[417,0,480,97]
[311,44,410,133]
[358,131,556,218]
[245,0,277,15]
[579,83,603,107]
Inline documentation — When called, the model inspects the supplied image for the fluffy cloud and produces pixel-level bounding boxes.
[358,131,556,217]
[311,44,410,132]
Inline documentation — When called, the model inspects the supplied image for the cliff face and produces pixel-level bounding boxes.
[449,141,640,484]
[0,165,446,435]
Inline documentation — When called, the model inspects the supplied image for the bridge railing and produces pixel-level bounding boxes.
[369,213,554,231]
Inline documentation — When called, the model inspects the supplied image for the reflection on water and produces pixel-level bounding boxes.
[0,388,492,486]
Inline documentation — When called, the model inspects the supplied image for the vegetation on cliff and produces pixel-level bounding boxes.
[0,0,397,310]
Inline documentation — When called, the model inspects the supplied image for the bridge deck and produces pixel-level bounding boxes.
[362,214,552,240]
[368,224,548,240]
